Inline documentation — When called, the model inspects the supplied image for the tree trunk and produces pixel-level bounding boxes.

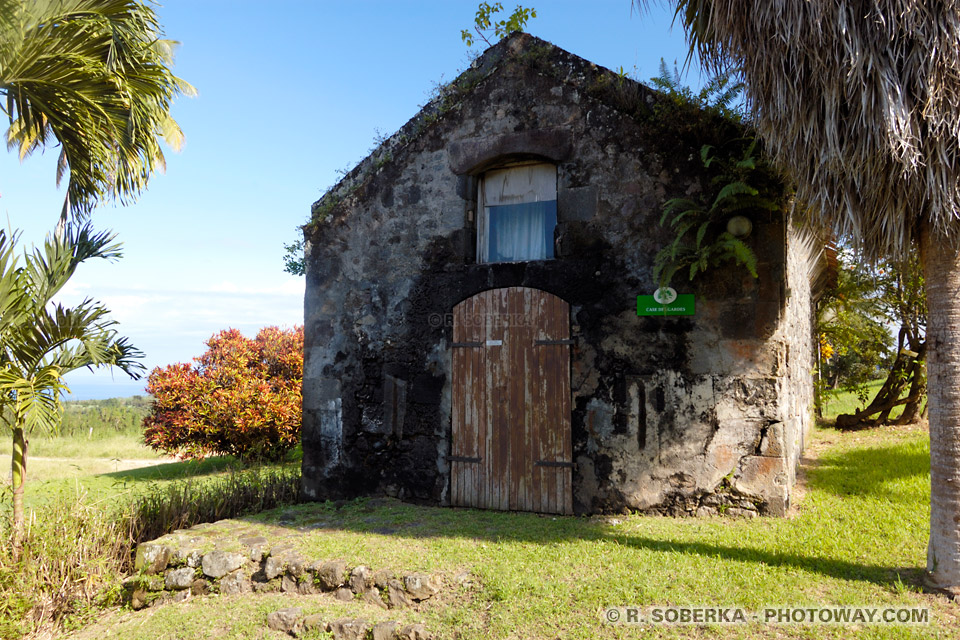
[864,349,910,415]
[895,351,927,425]
[835,345,925,429]
[11,427,27,541]
[920,219,960,590]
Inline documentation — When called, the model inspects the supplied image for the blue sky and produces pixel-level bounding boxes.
[0,1,701,399]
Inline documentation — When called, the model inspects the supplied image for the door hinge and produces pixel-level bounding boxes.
[448,456,482,463]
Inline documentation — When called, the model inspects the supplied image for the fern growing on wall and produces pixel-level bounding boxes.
[654,140,781,286]
[649,62,788,288]
[649,60,744,123]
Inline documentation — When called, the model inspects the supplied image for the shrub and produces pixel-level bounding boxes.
[143,326,303,460]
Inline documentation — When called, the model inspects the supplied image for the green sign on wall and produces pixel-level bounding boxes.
[637,293,695,316]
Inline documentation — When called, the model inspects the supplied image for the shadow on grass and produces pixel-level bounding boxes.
[103,446,304,485]
[609,533,924,588]
[128,439,926,592]
[235,494,923,591]
[103,456,239,484]
[229,433,930,591]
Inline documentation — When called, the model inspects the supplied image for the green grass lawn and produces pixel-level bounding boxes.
[0,453,250,508]
[0,431,162,460]
[61,422,954,640]
[4,391,946,639]
[819,378,909,423]
[0,430,300,509]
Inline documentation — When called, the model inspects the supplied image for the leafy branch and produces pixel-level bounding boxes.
[283,237,305,276]
[649,60,745,123]
[461,3,537,47]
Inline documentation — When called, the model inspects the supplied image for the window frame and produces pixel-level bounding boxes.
[476,161,558,264]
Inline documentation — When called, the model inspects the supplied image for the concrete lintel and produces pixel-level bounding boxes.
[448,128,573,174]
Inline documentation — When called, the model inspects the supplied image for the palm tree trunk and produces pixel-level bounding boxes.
[920,219,960,589]
[11,427,27,538]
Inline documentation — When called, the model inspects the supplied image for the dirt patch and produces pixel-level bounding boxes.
[30,455,177,470]
[0,454,177,485]
[787,427,840,517]
[787,455,817,517]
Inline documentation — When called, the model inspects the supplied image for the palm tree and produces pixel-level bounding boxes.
[640,0,960,589]
[1,223,144,538]
[0,0,194,221]
[0,0,183,539]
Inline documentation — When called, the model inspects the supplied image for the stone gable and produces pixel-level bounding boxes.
[300,33,818,516]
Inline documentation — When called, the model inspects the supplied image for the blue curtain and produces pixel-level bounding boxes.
[487,201,557,262]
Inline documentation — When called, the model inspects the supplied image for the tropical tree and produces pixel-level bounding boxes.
[826,249,927,429]
[0,0,184,539]
[642,0,960,589]
[1,224,144,539]
[0,0,193,221]
[816,252,894,399]
[873,252,927,426]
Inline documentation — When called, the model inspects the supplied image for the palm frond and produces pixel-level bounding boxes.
[0,0,194,219]
[19,222,120,304]
[0,364,64,434]
[0,229,24,333]
[0,221,143,436]
[639,0,960,259]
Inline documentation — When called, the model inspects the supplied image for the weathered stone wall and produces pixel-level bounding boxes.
[301,34,814,515]
[775,220,820,501]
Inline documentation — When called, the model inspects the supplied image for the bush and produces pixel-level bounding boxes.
[143,326,303,460]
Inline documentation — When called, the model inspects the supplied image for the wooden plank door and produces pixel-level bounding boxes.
[450,287,572,514]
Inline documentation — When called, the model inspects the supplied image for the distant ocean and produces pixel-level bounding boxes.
[62,380,149,401]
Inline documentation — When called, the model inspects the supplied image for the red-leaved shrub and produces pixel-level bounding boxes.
[143,326,303,461]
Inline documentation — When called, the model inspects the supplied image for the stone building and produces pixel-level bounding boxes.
[300,34,828,516]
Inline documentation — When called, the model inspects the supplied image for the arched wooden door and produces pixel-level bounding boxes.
[450,287,573,514]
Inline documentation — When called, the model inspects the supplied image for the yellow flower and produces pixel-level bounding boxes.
[819,334,835,360]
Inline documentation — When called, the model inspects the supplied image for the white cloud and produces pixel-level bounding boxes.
[58,280,92,296]
[51,282,304,373]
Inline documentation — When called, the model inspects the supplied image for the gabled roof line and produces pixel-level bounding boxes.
[306,33,673,230]
[305,32,751,233]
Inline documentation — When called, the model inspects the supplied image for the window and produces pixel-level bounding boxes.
[477,162,557,263]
